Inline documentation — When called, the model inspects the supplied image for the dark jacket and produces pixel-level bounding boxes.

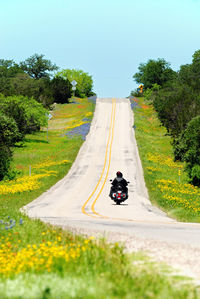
[112,177,128,188]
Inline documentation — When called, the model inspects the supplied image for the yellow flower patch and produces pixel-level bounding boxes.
[33,159,70,169]
[146,166,162,172]
[147,153,183,169]
[156,179,200,213]
[85,112,92,117]
[65,120,88,130]
[0,171,57,195]
[0,240,90,276]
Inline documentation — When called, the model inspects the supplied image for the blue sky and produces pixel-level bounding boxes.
[1,0,200,97]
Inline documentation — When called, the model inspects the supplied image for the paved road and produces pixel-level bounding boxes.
[23,98,200,248]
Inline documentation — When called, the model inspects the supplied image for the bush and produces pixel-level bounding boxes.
[190,165,200,186]
[130,89,142,97]
[0,111,19,146]
[0,112,19,180]
[143,83,160,102]
[56,69,93,98]
[172,135,186,161]
[0,94,48,139]
[0,146,12,180]
[153,83,200,138]
[51,77,71,103]
[181,116,200,186]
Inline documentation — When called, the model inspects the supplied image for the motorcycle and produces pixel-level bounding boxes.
[109,180,129,205]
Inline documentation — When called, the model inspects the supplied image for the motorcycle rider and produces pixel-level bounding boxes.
[109,171,128,198]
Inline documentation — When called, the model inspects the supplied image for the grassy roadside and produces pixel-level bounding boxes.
[132,97,200,222]
[0,97,199,298]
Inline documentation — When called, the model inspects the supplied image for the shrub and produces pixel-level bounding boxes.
[51,77,71,103]
[57,69,93,98]
[143,83,160,103]
[0,112,19,180]
[153,83,200,138]
[0,111,19,146]
[0,94,48,139]
[181,116,200,186]
[130,89,142,97]
[172,135,186,161]
[0,146,12,180]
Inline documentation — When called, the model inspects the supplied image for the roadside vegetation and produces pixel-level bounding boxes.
[0,54,95,181]
[132,97,200,222]
[132,49,200,187]
[0,95,199,298]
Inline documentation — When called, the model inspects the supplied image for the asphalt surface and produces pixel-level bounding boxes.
[23,98,200,248]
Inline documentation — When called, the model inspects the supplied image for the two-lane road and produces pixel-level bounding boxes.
[23,98,200,250]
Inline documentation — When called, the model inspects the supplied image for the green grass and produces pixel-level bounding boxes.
[0,97,94,242]
[133,97,200,222]
[0,97,200,298]
[0,239,199,299]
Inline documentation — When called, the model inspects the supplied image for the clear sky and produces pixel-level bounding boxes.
[1,0,200,97]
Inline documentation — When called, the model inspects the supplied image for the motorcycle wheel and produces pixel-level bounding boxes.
[116,201,120,205]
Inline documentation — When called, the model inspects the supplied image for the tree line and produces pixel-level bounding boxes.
[0,53,95,180]
[132,50,200,186]
[0,54,94,107]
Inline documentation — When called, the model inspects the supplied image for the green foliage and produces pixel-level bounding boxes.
[20,54,58,80]
[10,74,54,107]
[133,58,175,89]
[181,116,200,186]
[51,76,71,103]
[0,59,24,96]
[0,55,96,107]
[153,82,200,138]
[130,88,142,97]
[147,49,200,188]
[0,112,19,180]
[0,111,19,146]
[0,94,48,139]
[0,58,54,107]
[143,83,160,102]
[57,68,93,98]
[0,59,23,78]
[0,95,47,179]
[0,146,12,181]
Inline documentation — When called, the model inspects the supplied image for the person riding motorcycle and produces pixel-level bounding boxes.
[109,171,128,198]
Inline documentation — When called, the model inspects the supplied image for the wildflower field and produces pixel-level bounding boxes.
[132,97,200,222]
[0,97,199,298]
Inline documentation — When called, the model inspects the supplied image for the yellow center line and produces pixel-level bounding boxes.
[91,100,116,218]
[81,99,196,227]
[81,99,115,217]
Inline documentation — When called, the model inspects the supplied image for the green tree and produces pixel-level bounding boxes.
[0,94,48,139]
[153,82,200,138]
[133,58,175,89]
[178,49,200,92]
[180,116,200,186]
[0,59,23,96]
[51,77,72,103]
[0,112,19,180]
[10,74,54,108]
[20,54,58,79]
[57,69,93,98]
[143,83,160,102]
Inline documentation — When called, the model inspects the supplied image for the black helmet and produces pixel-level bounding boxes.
[116,171,123,178]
